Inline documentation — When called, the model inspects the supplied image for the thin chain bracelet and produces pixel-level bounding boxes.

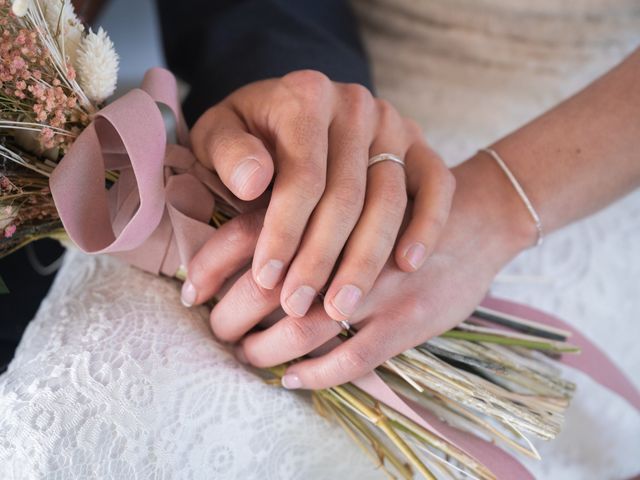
[479,147,544,246]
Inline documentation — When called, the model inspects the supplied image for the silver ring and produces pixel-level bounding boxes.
[339,320,352,331]
[368,153,405,169]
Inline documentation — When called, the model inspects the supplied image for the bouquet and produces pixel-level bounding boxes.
[2,2,637,478]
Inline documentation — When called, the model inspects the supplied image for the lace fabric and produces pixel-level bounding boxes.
[0,251,384,479]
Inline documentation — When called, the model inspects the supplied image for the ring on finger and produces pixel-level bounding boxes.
[368,153,405,169]
[339,319,352,331]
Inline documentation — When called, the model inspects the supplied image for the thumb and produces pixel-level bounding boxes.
[191,104,274,201]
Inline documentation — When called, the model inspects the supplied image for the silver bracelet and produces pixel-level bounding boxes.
[479,147,544,247]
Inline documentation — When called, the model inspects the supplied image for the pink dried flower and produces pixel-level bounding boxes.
[11,56,26,71]
[40,127,55,149]
[0,5,87,151]
[66,64,76,81]
[4,224,17,238]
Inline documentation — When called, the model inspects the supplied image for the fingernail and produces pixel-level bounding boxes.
[281,373,302,389]
[181,280,197,307]
[404,242,426,270]
[331,284,362,317]
[231,158,261,197]
[285,285,316,317]
[234,346,248,365]
[256,259,284,289]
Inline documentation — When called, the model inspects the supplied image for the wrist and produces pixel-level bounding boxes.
[450,153,536,266]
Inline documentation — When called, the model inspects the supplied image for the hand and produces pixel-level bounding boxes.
[184,70,455,324]
[233,153,537,388]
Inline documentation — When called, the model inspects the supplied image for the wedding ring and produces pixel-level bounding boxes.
[339,319,352,331]
[368,153,405,169]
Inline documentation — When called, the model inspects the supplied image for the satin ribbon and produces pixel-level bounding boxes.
[50,68,246,276]
[49,68,640,480]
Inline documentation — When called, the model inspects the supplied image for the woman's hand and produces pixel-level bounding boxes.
[230,153,536,388]
[183,70,454,323]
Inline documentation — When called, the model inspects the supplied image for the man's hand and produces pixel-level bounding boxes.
[183,71,454,324]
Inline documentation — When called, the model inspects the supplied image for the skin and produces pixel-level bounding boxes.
[191,48,640,389]
[183,70,455,322]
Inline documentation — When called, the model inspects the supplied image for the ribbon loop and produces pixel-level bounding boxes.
[50,69,224,274]
[51,88,167,253]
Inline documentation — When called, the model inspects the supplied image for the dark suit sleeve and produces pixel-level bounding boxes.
[155,0,373,124]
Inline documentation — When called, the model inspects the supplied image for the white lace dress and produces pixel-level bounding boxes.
[1,1,639,479]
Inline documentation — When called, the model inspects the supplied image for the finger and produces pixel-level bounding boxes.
[281,317,407,389]
[279,83,375,318]
[209,269,281,343]
[395,132,456,272]
[250,71,336,290]
[322,100,409,322]
[191,103,274,200]
[238,303,342,367]
[181,210,265,307]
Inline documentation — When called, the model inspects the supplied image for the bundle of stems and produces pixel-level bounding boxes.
[0,146,64,257]
[256,309,578,479]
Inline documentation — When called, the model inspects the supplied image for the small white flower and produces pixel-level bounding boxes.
[76,27,119,103]
[42,0,85,67]
[11,0,30,17]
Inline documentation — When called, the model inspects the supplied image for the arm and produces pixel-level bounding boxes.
[460,47,640,248]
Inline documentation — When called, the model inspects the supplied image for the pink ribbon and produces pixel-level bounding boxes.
[50,68,247,276]
[49,68,639,479]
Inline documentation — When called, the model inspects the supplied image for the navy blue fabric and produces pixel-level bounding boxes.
[0,241,64,372]
[156,0,373,124]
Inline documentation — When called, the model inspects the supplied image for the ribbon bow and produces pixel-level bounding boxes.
[50,68,245,276]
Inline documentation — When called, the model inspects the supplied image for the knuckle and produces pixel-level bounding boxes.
[336,347,371,376]
[281,318,316,352]
[245,275,272,305]
[283,69,331,89]
[294,164,327,198]
[343,83,374,112]
[188,257,209,286]
[282,70,332,103]
[271,222,303,249]
[354,253,384,275]
[333,198,365,222]
[341,83,375,130]
[403,297,426,320]
[377,178,408,214]
[375,220,401,248]
[206,130,246,164]
[427,215,446,231]
[224,213,261,245]
[424,212,447,232]
[375,98,401,125]
[330,182,366,216]
[298,250,337,276]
